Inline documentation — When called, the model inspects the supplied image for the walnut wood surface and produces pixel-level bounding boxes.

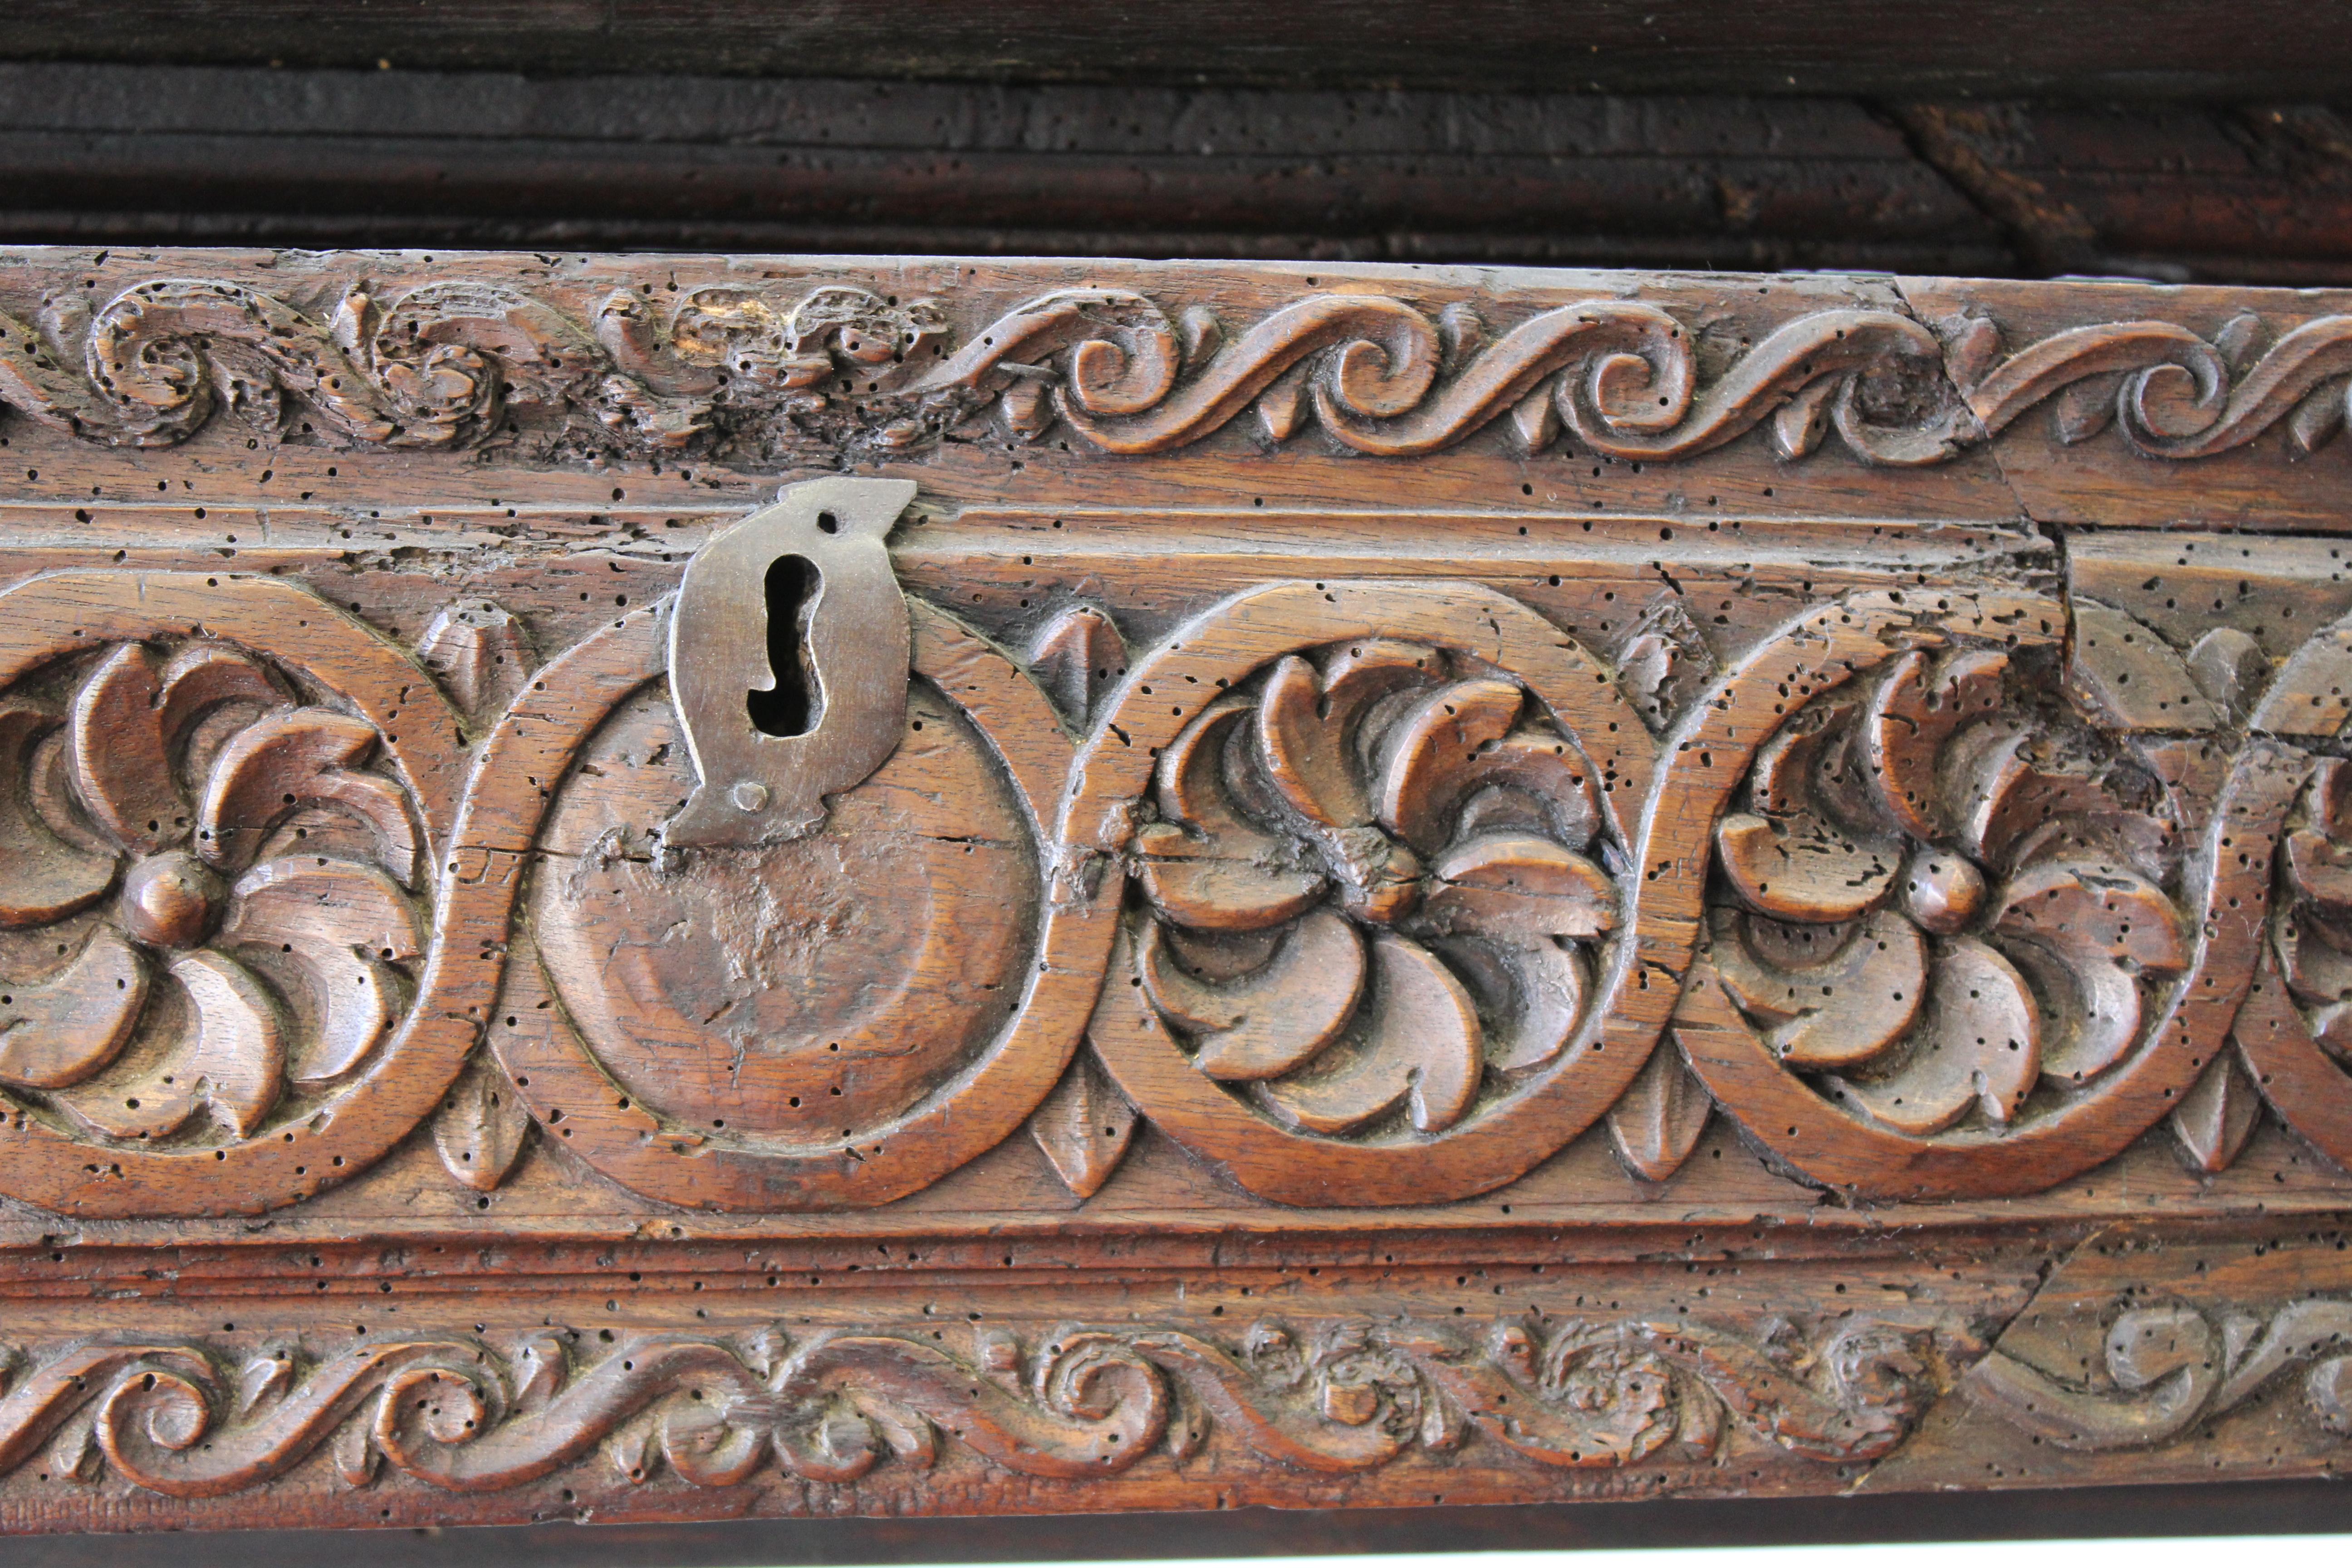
[3,248,2352,1533]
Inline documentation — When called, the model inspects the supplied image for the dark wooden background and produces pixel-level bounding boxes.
[5,3,2352,1558]
[3,3,2352,282]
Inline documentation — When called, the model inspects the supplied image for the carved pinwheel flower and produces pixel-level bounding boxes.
[1709,647,2186,1134]
[2276,759,2352,1050]
[0,641,423,1140]
[1130,640,1619,1137]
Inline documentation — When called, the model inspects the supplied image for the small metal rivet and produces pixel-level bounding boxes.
[730,781,770,812]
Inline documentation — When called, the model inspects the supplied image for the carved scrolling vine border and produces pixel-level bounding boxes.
[0,1312,1934,1500]
[3,276,2352,465]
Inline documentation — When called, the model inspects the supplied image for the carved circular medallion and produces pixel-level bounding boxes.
[1068,580,1657,1206]
[0,572,468,1218]
[1669,590,2291,1199]
[477,597,1107,1209]
[531,682,1037,1139]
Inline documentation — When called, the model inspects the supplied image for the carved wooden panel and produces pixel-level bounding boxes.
[2,248,2352,1532]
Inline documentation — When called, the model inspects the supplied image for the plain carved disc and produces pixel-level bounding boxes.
[529,679,1039,1141]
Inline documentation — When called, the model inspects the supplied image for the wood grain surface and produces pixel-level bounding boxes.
[0,247,2349,1534]
[0,0,2346,99]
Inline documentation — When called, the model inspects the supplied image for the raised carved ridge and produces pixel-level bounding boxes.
[8,277,2352,467]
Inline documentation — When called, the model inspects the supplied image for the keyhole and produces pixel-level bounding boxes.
[746,554,820,737]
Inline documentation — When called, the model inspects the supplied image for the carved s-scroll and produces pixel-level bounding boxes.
[1967,1299,2352,1451]
[913,291,1967,465]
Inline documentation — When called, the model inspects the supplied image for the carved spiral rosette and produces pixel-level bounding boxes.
[1671,590,2289,1199]
[1710,641,2190,1133]
[1072,581,1660,1206]
[473,593,1112,1209]
[0,573,468,1217]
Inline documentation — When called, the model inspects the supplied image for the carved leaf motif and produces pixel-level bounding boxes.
[432,1054,533,1193]
[1422,833,1617,941]
[68,645,189,857]
[2289,383,2349,454]
[197,709,420,885]
[1373,681,1533,860]
[1833,936,2039,1135]
[69,641,284,861]
[1617,600,1720,733]
[1508,387,1560,451]
[1947,727,2144,872]
[1863,650,2009,843]
[1025,604,1127,729]
[1027,1048,1139,1199]
[999,376,1055,439]
[514,1335,569,1407]
[1176,305,1223,370]
[0,928,149,1091]
[1770,377,1840,460]
[2185,627,2270,722]
[0,703,117,928]
[219,858,422,1084]
[52,1420,101,1484]
[1440,936,1588,1076]
[236,1353,294,1416]
[1133,701,1326,931]
[1607,1044,1714,1181]
[1139,912,1366,1081]
[2171,1049,2263,1173]
[1717,810,1901,924]
[1712,908,1926,1069]
[2066,602,2219,733]
[415,598,534,723]
[1994,861,2186,1083]
[1256,644,1439,829]
[59,950,285,1139]
[1255,934,1481,1136]
[331,1421,380,1487]
[1254,364,1314,442]
[1944,314,2005,387]
[611,1420,660,1483]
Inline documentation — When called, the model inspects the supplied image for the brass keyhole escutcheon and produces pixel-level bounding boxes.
[665,478,916,848]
